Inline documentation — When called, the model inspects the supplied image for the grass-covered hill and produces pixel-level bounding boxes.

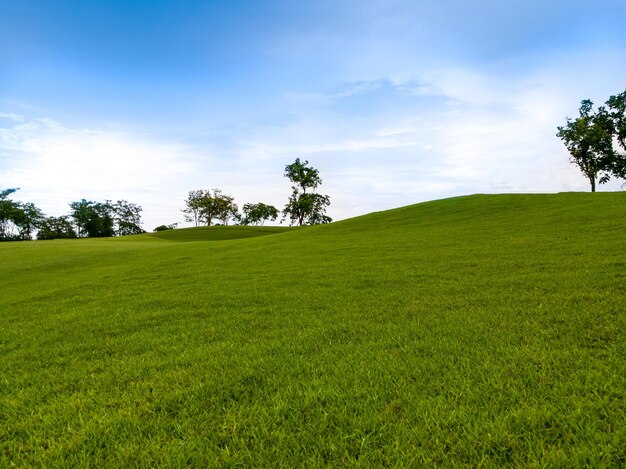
[1,193,625,466]
[147,225,297,242]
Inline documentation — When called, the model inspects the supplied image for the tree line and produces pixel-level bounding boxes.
[1,158,331,241]
[557,89,626,192]
[0,190,144,241]
[181,158,332,227]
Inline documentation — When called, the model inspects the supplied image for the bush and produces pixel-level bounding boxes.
[153,223,178,232]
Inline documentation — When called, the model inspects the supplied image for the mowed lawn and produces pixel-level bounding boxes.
[1,193,625,466]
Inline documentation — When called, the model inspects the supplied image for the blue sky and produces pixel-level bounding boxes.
[1,0,625,229]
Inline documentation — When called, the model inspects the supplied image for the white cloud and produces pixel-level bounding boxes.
[0,117,203,230]
[2,46,624,232]
[233,50,626,221]
[0,112,25,122]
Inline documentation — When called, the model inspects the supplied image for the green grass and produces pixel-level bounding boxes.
[147,225,297,242]
[1,193,625,466]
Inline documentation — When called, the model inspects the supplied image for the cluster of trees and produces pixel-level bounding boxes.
[0,188,44,241]
[0,189,144,242]
[67,199,143,238]
[183,158,332,227]
[183,189,238,226]
[557,90,626,192]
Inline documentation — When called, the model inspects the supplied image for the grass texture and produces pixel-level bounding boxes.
[1,193,625,466]
[147,225,297,242]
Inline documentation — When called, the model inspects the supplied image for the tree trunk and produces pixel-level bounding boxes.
[589,176,596,192]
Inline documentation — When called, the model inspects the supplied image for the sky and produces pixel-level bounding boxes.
[1,0,625,230]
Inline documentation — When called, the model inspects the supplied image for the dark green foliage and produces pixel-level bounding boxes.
[557,100,615,192]
[558,89,626,189]
[607,90,626,151]
[282,158,332,225]
[69,199,143,237]
[0,188,44,241]
[153,223,178,232]
[606,90,626,178]
[113,200,144,236]
[183,189,238,226]
[241,202,279,226]
[37,216,77,240]
[148,225,296,241]
[69,199,115,237]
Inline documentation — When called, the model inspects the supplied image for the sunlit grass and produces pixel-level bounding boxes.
[1,193,625,466]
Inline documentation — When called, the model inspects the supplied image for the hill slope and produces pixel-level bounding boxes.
[1,193,625,466]
[146,225,297,242]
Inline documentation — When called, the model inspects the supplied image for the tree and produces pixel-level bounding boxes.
[37,216,77,240]
[283,158,332,226]
[153,223,178,232]
[0,188,23,241]
[286,192,332,225]
[68,199,143,237]
[69,199,115,237]
[606,90,626,179]
[183,189,238,226]
[241,202,279,226]
[112,200,144,236]
[0,188,44,241]
[282,158,332,226]
[607,90,626,151]
[14,202,45,240]
[182,190,204,227]
[557,99,615,192]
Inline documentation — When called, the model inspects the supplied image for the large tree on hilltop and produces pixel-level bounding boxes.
[282,158,332,226]
[557,99,615,192]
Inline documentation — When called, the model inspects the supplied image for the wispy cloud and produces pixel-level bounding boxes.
[0,112,25,122]
[0,117,202,228]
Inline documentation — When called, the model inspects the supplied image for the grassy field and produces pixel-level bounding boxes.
[1,193,625,466]
[147,225,297,242]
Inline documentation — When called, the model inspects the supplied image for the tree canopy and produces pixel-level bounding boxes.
[241,202,279,226]
[68,199,144,238]
[183,189,239,226]
[606,90,626,178]
[282,158,332,226]
[37,216,77,240]
[0,188,44,241]
[557,90,626,191]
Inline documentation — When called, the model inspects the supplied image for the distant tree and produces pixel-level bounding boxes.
[213,191,238,225]
[0,188,24,241]
[112,200,144,236]
[182,190,204,227]
[557,100,615,192]
[282,158,332,225]
[183,189,238,226]
[37,216,77,240]
[607,90,626,151]
[241,202,279,226]
[606,90,626,179]
[0,188,44,241]
[69,199,143,237]
[14,202,45,239]
[69,199,115,237]
[153,223,178,232]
